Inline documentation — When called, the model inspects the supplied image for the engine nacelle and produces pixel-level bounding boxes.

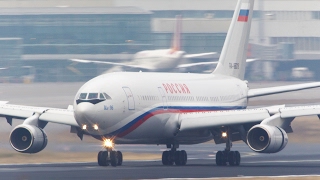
[9,124,48,153]
[247,124,288,153]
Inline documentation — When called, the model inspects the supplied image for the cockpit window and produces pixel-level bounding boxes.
[99,93,106,99]
[103,93,112,100]
[79,93,87,99]
[88,93,98,99]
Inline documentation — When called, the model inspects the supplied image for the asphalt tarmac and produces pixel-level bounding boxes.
[1,143,320,180]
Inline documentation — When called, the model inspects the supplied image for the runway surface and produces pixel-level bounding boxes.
[1,143,320,180]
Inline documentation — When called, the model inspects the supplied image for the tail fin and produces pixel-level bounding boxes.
[171,15,182,52]
[212,0,254,80]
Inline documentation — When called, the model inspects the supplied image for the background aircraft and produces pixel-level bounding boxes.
[1,0,320,168]
[70,15,217,72]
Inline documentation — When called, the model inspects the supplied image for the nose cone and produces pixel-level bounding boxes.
[74,102,97,126]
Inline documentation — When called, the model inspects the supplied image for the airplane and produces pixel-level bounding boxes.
[2,0,320,167]
[70,15,217,72]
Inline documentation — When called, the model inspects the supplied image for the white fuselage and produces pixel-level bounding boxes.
[131,49,185,70]
[73,72,248,144]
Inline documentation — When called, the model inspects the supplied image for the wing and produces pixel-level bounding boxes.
[183,52,218,59]
[70,59,143,69]
[177,59,257,68]
[248,82,320,98]
[179,105,320,131]
[0,103,78,127]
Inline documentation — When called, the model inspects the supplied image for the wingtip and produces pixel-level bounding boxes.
[0,101,8,104]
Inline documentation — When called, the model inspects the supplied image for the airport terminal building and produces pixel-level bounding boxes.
[0,0,319,81]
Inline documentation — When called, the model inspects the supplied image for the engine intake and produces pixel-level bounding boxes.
[10,124,48,153]
[247,124,288,153]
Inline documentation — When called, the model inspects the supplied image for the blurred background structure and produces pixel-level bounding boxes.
[0,0,319,82]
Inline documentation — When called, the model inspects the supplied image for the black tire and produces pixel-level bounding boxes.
[168,151,174,165]
[228,151,235,166]
[98,151,108,166]
[216,151,222,166]
[181,150,187,166]
[162,151,169,165]
[174,151,181,166]
[235,151,241,166]
[221,151,227,166]
[110,151,118,167]
[117,151,123,166]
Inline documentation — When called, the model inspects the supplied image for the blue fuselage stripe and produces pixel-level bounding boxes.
[106,106,246,137]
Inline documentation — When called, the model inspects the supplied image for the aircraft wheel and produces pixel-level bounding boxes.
[235,151,241,166]
[117,151,123,166]
[216,151,223,166]
[98,151,109,166]
[174,151,181,166]
[162,151,174,165]
[216,151,228,166]
[181,150,187,166]
[162,151,169,165]
[228,151,236,166]
[110,151,118,167]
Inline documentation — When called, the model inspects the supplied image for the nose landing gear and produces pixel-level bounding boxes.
[97,139,123,167]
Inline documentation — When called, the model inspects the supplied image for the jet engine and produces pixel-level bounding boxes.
[247,124,288,153]
[9,124,48,153]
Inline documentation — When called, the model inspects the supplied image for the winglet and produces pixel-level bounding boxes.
[212,0,254,80]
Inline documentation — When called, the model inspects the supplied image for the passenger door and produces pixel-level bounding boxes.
[123,87,135,110]
[158,87,168,110]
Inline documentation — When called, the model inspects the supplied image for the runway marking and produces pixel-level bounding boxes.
[151,175,320,180]
[245,159,320,164]
[0,168,19,171]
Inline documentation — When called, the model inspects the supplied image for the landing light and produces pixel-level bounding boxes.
[222,132,227,138]
[93,124,99,130]
[82,124,87,130]
[104,139,113,148]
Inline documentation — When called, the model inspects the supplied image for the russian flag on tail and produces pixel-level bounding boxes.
[238,3,250,22]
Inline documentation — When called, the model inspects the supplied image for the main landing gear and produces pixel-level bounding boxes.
[216,129,241,166]
[162,144,187,166]
[97,139,123,167]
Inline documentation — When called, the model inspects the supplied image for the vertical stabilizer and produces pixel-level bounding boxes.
[212,0,254,80]
[171,15,182,52]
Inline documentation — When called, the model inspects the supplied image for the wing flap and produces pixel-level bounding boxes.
[280,105,320,118]
[248,82,320,98]
[179,105,320,132]
[179,109,270,131]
